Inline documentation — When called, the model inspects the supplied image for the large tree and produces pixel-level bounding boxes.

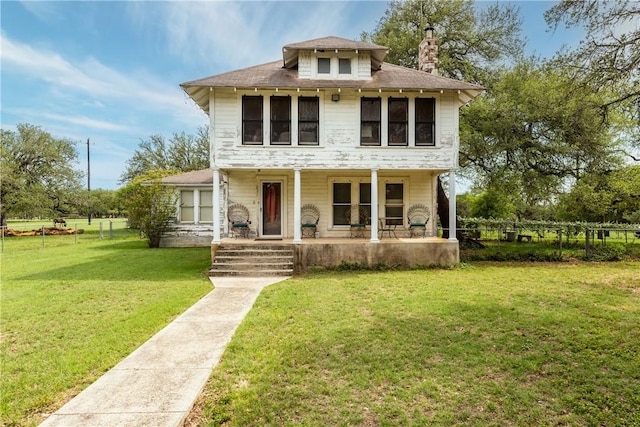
[120,126,209,184]
[556,164,640,223]
[363,0,524,84]
[0,123,83,226]
[363,0,524,235]
[545,0,640,160]
[460,60,623,219]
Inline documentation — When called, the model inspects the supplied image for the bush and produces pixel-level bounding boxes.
[583,244,628,261]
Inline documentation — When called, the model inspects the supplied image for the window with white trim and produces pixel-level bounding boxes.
[332,182,351,226]
[298,97,319,145]
[199,190,213,223]
[180,190,194,222]
[339,58,351,74]
[242,95,263,145]
[270,96,291,145]
[361,97,381,146]
[318,58,331,74]
[384,183,404,225]
[415,98,436,146]
[388,98,408,146]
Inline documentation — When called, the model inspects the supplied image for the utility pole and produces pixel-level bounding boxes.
[87,138,91,225]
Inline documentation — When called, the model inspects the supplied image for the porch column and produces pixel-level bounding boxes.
[193,189,200,224]
[448,170,457,241]
[212,167,221,244]
[370,168,379,243]
[293,167,302,243]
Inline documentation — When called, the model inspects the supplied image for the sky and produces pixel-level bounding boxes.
[1,0,586,190]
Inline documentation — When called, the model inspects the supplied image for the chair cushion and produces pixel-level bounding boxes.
[410,223,426,227]
[233,223,248,228]
[351,224,366,227]
[302,224,317,228]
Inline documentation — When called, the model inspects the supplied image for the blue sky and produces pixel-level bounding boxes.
[1,1,584,190]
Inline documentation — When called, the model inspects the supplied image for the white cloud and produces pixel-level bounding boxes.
[130,1,365,70]
[0,32,204,129]
[40,112,131,132]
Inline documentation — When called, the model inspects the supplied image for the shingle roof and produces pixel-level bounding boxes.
[160,168,213,185]
[181,60,484,113]
[282,36,388,69]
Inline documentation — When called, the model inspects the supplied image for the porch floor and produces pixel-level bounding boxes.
[214,237,459,272]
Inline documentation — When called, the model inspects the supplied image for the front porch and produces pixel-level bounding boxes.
[211,237,459,275]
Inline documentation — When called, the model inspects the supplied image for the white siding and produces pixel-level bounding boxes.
[357,52,371,78]
[221,170,437,238]
[211,88,460,171]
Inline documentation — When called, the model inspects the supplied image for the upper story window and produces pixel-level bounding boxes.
[298,97,319,146]
[361,97,381,146]
[270,96,291,145]
[388,98,408,146]
[339,58,351,74]
[317,58,331,74]
[416,98,436,146]
[242,95,263,145]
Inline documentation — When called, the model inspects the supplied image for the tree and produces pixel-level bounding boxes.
[363,0,524,236]
[363,0,524,84]
[557,165,640,223]
[117,170,179,248]
[0,123,83,226]
[545,0,640,160]
[460,60,623,219]
[120,126,209,184]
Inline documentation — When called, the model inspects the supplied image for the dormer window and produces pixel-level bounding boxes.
[339,58,351,74]
[312,54,356,79]
[317,58,331,74]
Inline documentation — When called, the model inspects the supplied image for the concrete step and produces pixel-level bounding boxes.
[216,250,293,257]
[211,262,293,270]
[210,243,294,277]
[209,269,293,277]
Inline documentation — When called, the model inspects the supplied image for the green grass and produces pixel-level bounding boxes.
[0,234,212,426]
[3,228,640,426]
[192,263,640,426]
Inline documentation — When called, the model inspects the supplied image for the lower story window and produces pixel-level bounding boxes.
[332,182,372,226]
[199,190,213,223]
[332,183,351,226]
[180,190,194,222]
[385,183,404,225]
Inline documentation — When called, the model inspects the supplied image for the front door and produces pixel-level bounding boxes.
[261,182,282,238]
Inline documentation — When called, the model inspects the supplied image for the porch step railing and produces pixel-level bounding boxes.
[210,243,294,277]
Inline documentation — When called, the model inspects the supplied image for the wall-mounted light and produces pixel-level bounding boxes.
[331,93,340,102]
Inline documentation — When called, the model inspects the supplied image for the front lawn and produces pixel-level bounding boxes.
[0,235,212,426]
[191,263,640,426]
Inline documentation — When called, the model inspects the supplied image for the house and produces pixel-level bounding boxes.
[160,30,483,273]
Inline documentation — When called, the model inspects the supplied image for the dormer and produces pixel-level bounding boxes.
[282,36,389,80]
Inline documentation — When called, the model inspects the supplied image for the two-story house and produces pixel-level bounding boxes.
[160,31,483,272]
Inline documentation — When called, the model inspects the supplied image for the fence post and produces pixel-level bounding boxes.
[585,229,591,258]
[557,229,562,256]
[99,221,103,240]
[109,220,113,239]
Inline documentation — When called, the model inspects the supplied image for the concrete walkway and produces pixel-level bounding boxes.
[40,276,289,427]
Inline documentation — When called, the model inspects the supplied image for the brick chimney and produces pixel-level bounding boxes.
[418,25,438,75]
